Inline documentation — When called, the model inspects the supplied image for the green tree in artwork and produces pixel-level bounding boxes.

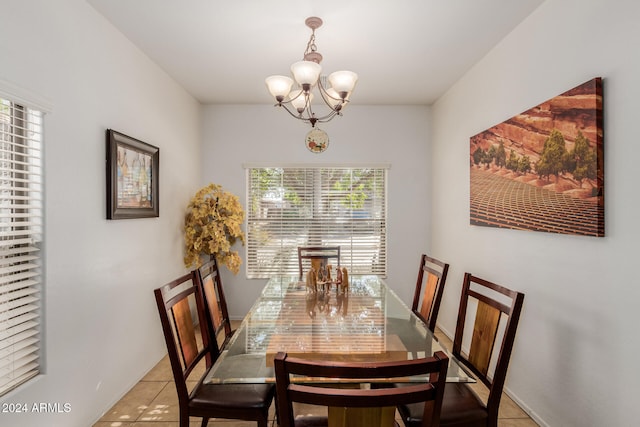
[472,147,484,165]
[487,145,497,167]
[518,155,532,174]
[481,147,493,168]
[506,149,519,171]
[570,131,597,186]
[495,142,507,168]
[536,129,569,181]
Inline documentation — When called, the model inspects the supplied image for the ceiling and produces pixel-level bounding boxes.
[86,0,545,105]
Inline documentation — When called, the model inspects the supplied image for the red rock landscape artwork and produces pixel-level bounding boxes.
[470,77,604,236]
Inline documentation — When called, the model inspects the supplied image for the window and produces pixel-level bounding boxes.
[0,97,43,396]
[246,166,387,278]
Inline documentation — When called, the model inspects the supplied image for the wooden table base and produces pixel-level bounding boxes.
[328,406,396,427]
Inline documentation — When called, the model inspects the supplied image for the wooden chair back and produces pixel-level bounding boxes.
[274,351,449,427]
[298,246,341,280]
[410,254,449,332]
[452,273,525,421]
[154,272,212,406]
[194,256,234,351]
[155,273,275,427]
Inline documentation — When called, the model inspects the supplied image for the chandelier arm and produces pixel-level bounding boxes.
[305,108,341,124]
[277,103,308,120]
[274,100,340,125]
[317,78,344,103]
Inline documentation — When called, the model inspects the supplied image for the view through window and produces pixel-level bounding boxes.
[246,166,387,278]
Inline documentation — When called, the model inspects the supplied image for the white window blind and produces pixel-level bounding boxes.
[0,98,43,397]
[246,166,387,278]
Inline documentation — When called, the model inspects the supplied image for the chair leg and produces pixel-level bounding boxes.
[179,412,190,427]
[200,417,209,427]
[273,396,280,426]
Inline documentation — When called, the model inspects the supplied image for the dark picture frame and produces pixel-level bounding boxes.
[106,129,159,219]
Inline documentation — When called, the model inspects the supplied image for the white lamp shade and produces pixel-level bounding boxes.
[325,87,348,109]
[328,70,358,95]
[291,61,322,86]
[291,91,313,110]
[265,75,293,98]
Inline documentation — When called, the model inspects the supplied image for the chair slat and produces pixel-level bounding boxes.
[419,271,438,321]
[202,275,223,331]
[171,297,198,368]
[328,405,396,427]
[194,257,235,353]
[411,254,449,332]
[469,299,501,376]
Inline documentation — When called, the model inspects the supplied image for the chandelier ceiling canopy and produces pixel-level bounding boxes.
[265,17,358,128]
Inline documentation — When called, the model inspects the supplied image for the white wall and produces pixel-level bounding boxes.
[430,0,640,426]
[0,1,201,426]
[201,104,432,316]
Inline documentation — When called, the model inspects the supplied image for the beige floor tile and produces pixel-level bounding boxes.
[131,421,203,426]
[93,422,136,427]
[465,381,490,401]
[499,394,530,419]
[292,401,329,418]
[190,359,207,383]
[130,417,264,426]
[138,382,180,423]
[434,328,453,350]
[498,418,540,427]
[99,381,167,423]
[142,356,173,382]
[203,421,269,426]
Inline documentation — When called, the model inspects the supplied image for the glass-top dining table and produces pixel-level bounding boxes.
[205,275,474,385]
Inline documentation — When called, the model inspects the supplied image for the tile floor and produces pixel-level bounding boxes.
[93,324,538,427]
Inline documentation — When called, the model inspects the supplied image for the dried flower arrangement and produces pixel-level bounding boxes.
[183,183,245,274]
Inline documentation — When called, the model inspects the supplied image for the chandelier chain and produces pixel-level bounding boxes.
[304,31,317,59]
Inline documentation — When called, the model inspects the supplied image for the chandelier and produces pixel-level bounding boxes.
[265,17,358,129]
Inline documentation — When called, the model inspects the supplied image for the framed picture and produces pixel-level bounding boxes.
[469,77,603,236]
[106,129,159,219]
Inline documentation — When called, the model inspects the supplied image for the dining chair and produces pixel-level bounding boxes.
[410,254,450,333]
[398,273,525,427]
[298,246,341,280]
[154,272,275,427]
[274,351,449,427]
[194,256,235,351]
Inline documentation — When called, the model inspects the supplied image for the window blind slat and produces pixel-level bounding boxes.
[0,362,39,395]
[0,335,37,357]
[0,253,39,265]
[0,317,39,343]
[246,167,387,278]
[0,97,42,396]
[0,279,38,295]
[0,344,39,370]
[0,237,33,247]
[0,288,39,306]
[0,318,39,351]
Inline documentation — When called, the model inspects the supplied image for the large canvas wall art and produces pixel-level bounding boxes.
[470,77,604,236]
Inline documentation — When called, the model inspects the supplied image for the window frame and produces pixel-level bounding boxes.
[245,165,388,279]
[0,91,45,398]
